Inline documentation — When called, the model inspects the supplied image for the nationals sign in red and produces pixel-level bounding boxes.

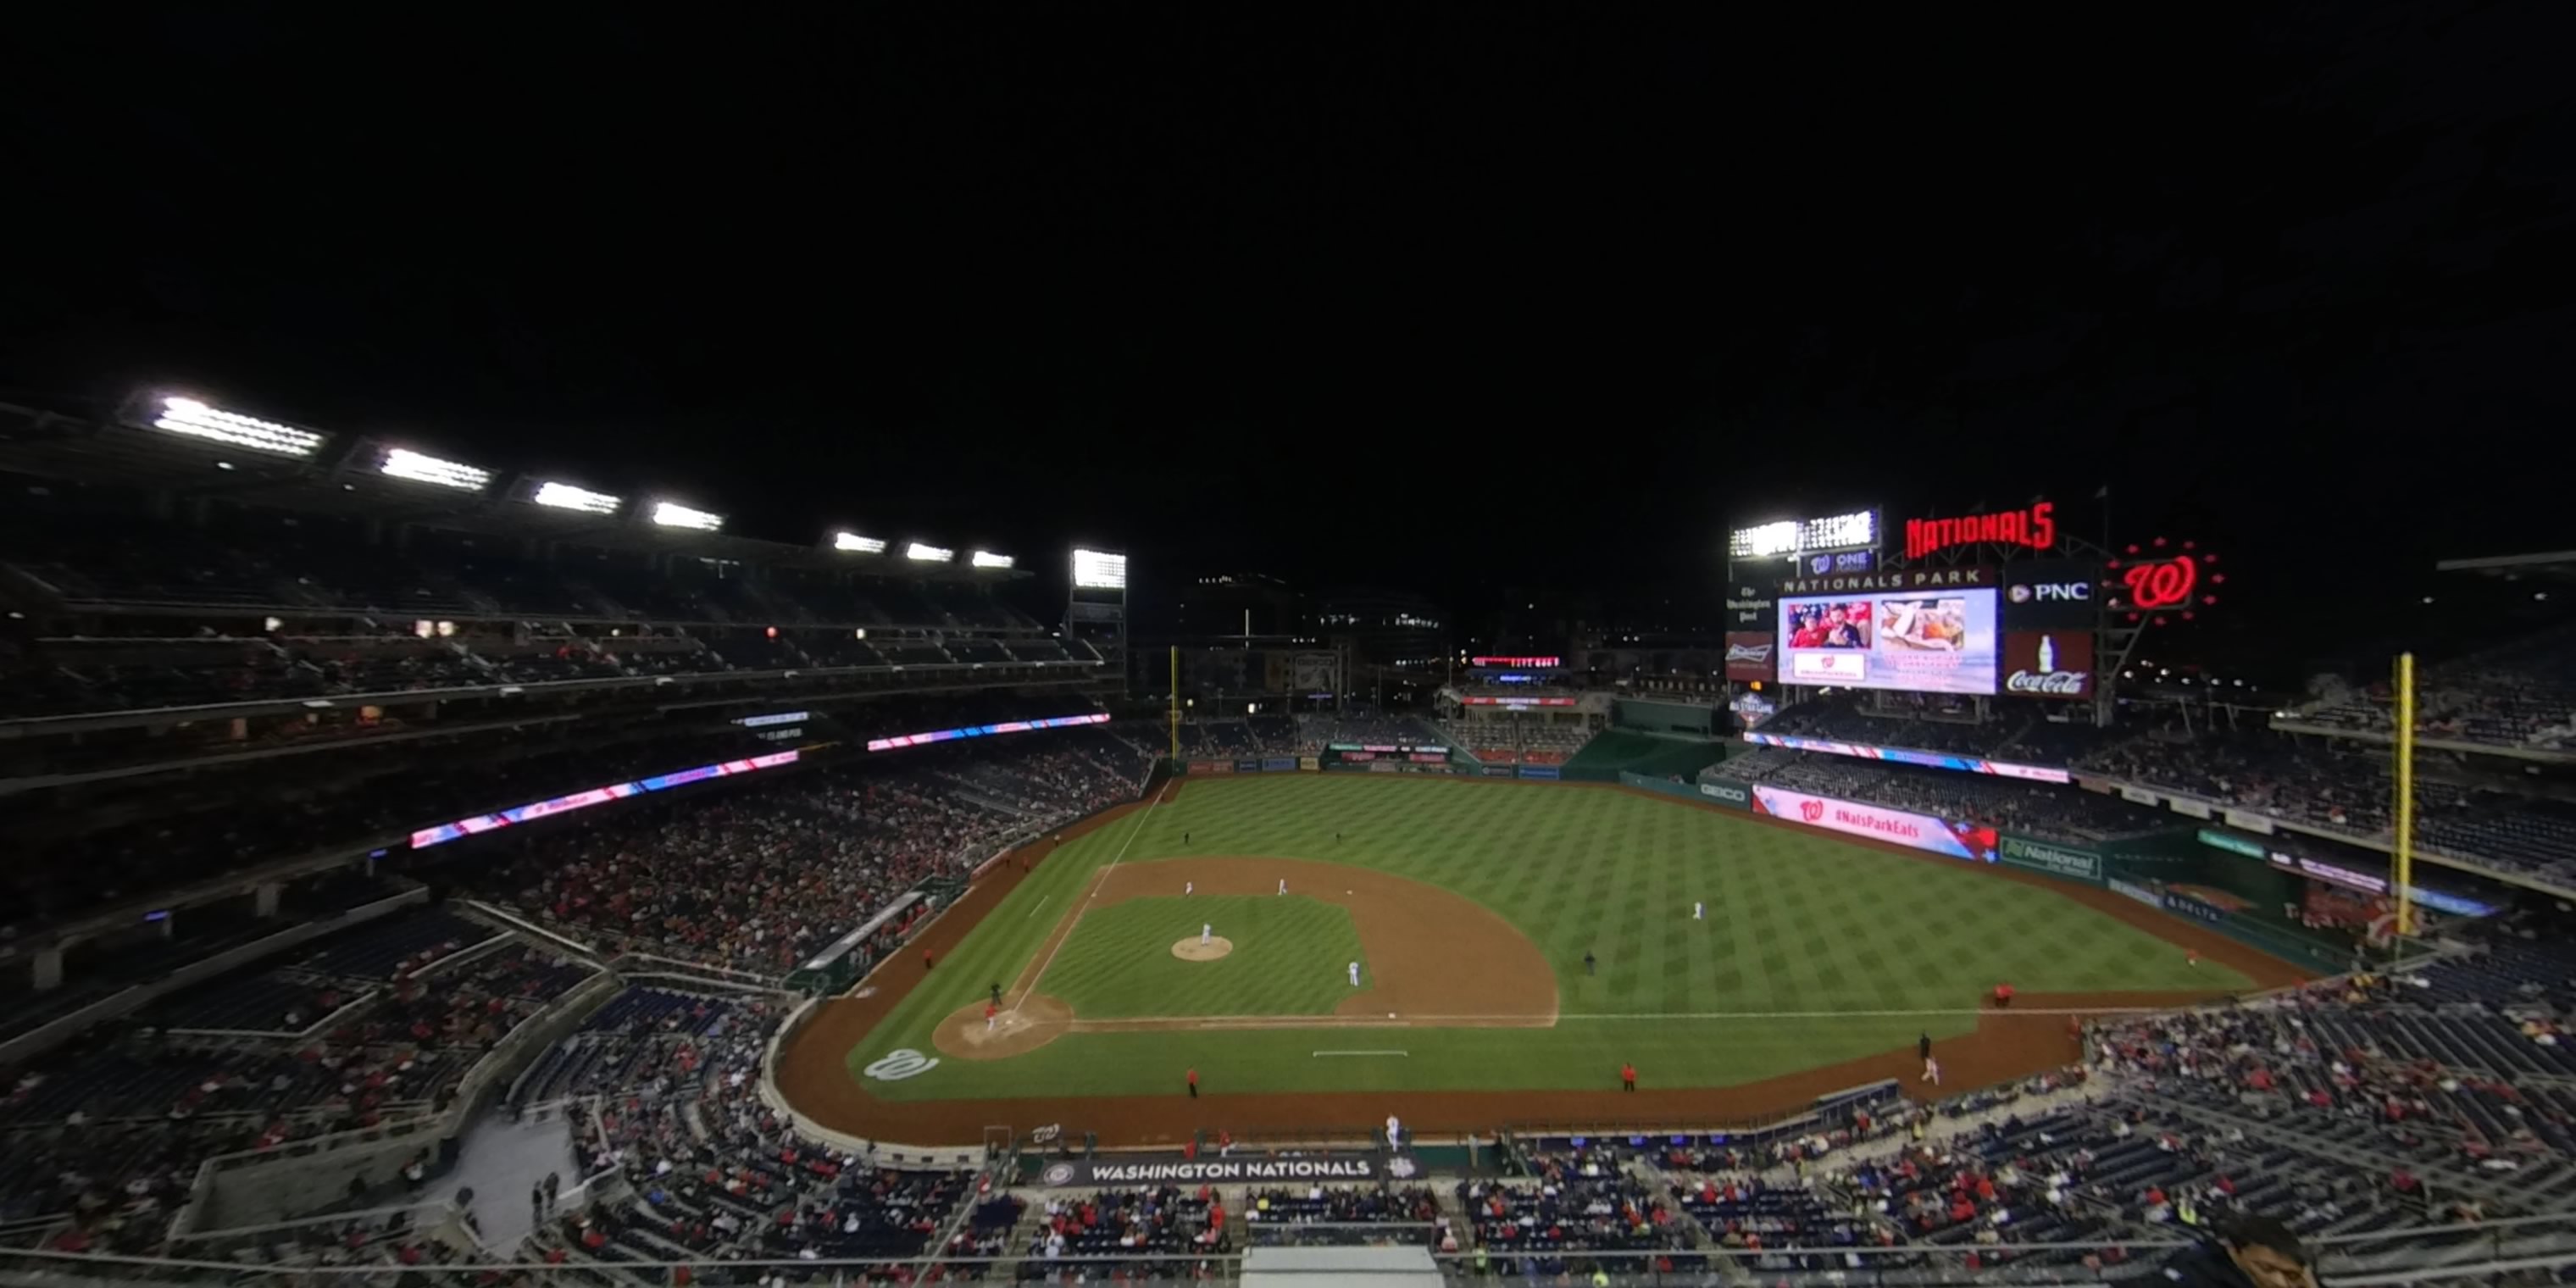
[1904,502,2058,560]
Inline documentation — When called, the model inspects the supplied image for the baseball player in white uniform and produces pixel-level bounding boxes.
[1385,1113,1402,1148]
[1278,877,1287,896]
[1202,923,1212,947]
[1347,961,1360,986]
[1185,881,1193,896]
[1693,901,1705,920]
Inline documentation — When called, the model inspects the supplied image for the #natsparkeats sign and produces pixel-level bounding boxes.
[2001,631,2095,699]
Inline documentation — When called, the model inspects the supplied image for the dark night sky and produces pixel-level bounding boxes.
[6,4,2573,653]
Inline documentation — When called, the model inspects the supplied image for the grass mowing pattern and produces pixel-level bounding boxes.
[1044,896,1368,1018]
[854,776,2256,1100]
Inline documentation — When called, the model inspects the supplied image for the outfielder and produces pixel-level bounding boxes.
[1693,901,1705,920]
[1347,960,1360,987]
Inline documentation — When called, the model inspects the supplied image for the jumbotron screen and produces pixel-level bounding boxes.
[1774,587,1999,695]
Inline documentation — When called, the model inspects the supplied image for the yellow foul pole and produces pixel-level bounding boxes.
[1169,646,1180,762]
[2393,652,2415,939]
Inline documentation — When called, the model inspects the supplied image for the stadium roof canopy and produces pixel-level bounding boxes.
[0,400,1023,580]
[2434,550,2576,580]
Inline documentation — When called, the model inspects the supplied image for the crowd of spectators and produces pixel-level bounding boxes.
[2289,625,2576,753]
[1296,711,1446,750]
[6,921,592,1251]
[475,735,1145,976]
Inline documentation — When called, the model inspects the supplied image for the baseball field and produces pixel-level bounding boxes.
[776,774,2304,1146]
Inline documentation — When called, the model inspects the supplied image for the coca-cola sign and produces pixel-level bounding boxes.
[2001,630,2094,700]
[1722,632,1777,682]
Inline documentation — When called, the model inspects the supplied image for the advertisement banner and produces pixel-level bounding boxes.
[1209,761,1235,775]
[1996,835,2103,884]
[1723,633,1777,682]
[1724,582,1778,630]
[2119,785,2161,806]
[2001,631,2096,700]
[2163,891,2229,926]
[1729,692,1778,728]
[2110,878,2163,909]
[1298,756,1320,772]
[1035,1156,1396,1188]
[1749,786,2000,863]
[2223,808,2276,836]
[1517,765,1562,780]
[1481,765,1517,778]
[2196,828,2268,858]
[1188,761,1219,776]
[1778,586,2000,696]
[1263,757,1297,773]
[1741,731,2070,784]
[1235,759,1263,774]
[1368,762,1397,773]
[2167,798,2212,819]
[1698,779,1752,809]
[2003,558,2101,629]
[1458,696,1579,708]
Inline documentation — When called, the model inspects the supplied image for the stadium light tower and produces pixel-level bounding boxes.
[531,480,624,515]
[649,500,724,532]
[378,447,494,492]
[830,530,887,553]
[1068,547,1130,697]
[147,395,327,458]
[905,541,954,563]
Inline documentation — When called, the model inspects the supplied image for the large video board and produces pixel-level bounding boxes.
[1775,587,1999,695]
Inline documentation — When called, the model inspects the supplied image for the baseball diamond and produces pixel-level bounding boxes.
[776,774,2301,1146]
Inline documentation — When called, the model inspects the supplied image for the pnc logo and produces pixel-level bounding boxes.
[2007,581,2090,604]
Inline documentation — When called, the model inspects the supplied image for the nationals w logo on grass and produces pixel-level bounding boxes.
[863,1048,940,1080]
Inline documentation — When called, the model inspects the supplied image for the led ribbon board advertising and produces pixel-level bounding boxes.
[411,751,801,848]
[865,711,1110,752]
[1741,732,2070,783]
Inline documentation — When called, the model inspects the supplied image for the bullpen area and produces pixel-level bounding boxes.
[775,774,2305,1147]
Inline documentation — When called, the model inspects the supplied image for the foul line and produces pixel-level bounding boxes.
[1013,786,1163,1015]
[1312,1050,1409,1058]
[1052,1002,2201,1030]
[1024,895,1050,919]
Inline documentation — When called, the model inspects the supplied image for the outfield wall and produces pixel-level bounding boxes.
[1620,770,2340,974]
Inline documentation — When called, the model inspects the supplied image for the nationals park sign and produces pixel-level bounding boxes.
[1996,835,2103,884]
[1037,1156,1407,1187]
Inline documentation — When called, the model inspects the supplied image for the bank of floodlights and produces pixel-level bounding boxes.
[650,500,724,532]
[151,396,326,458]
[906,542,954,563]
[531,480,624,514]
[1072,548,1128,590]
[379,447,494,492]
[970,550,1014,569]
[832,531,888,553]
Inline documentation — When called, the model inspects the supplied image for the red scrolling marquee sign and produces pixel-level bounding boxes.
[1904,502,2057,561]
[2106,538,2224,624]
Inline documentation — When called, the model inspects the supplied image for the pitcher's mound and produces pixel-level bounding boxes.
[1172,936,1235,962]
[934,994,1074,1060]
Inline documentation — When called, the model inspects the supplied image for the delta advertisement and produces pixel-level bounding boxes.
[1776,587,1999,695]
[1748,786,2001,863]
[1723,633,1777,682]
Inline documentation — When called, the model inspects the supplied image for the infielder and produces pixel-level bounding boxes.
[1202,923,1212,947]
[1347,960,1360,987]
[1921,1055,1941,1085]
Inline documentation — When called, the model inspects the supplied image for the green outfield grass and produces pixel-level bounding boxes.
[1044,895,1368,1018]
[850,774,2257,1101]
